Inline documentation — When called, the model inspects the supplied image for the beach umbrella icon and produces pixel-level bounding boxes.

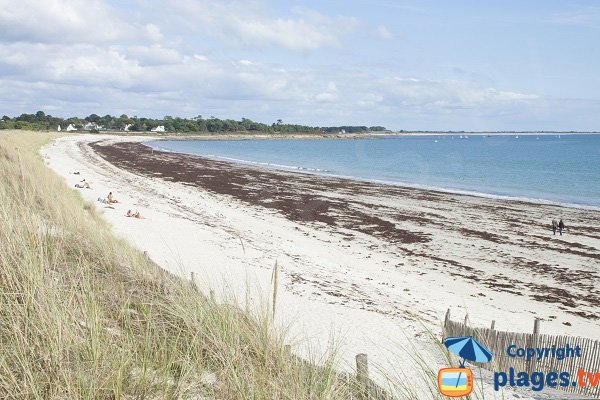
[444,336,493,367]
[439,336,492,396]
[443,336,493,392]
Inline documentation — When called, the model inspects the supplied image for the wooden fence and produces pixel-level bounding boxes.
[444,310,600,398]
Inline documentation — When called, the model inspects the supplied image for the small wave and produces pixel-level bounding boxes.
[146,146,332,174]
[208,155,331,173]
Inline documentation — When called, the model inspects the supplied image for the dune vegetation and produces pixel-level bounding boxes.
[0,131,379,399]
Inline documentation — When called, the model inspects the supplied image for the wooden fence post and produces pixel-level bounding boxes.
[356,353,369,397]
[463,313,469,325]
[190,272,198,292]
[527,318,540,375]
[283,344,292,363]
[443,308,451,338]
[210,289,215,302]
[490,320,496,330]
[356,353,369,381]
[533,318,540,335]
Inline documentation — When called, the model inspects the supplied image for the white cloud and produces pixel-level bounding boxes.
[144,23,164,42]
[314,82,339,102]
[121,45,183,66]
[0,0,160,44]
[141,0,357,51]
[379,77,538,108]
[0,39,307,101]
[494,91,538,101]
[0,32,542,127]
[357,93,384,108]
[375,25,394,40]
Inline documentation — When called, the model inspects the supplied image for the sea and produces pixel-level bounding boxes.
[147,134,600,208]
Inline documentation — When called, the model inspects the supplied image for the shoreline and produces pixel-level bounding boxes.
[87,138,600,321]
[40,130,600,142]
[146,141,600,211]
[41,134,600,398]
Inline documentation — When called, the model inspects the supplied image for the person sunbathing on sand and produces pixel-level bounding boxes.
[75,179,91,189]
[107,192,119,203]
[126,210,145,219]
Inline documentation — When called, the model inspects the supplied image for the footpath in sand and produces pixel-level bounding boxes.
[42,134,600,399]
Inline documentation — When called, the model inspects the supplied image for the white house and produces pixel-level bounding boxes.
[123,123,133,131]
[83,122,102,131]
[151,125,166,132]
[66,124,77,131]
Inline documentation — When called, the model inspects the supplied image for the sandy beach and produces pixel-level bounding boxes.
[42,134,600,398]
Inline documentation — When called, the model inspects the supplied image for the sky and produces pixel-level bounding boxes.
[0,0,599,131]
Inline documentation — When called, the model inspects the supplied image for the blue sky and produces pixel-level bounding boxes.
[0,0,599,130]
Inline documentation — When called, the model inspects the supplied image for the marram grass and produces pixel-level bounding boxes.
[0,131,480,400]
[0,131,367,399]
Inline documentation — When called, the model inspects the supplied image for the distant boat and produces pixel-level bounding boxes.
[515,135,519,139]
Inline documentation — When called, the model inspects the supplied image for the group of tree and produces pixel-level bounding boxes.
[0,112,387,134]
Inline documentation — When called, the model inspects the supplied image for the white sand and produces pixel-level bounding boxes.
[41,134,600,399]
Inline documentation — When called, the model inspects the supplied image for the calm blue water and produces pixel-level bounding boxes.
[147,134,600,208]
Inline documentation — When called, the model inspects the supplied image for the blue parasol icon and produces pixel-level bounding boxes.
[443,336,493,388]
[444,336,493,367]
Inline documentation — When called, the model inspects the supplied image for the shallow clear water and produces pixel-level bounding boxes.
[148,134,600,207]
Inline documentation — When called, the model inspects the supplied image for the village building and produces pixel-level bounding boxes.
[83,122,102,131]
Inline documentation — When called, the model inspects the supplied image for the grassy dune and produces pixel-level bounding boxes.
[0,131,370,399]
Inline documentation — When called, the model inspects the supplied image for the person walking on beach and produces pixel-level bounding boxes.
[558,219,565,236]
[552,219,558,235]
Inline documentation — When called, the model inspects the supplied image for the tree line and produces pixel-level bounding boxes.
[0,111,387,134]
